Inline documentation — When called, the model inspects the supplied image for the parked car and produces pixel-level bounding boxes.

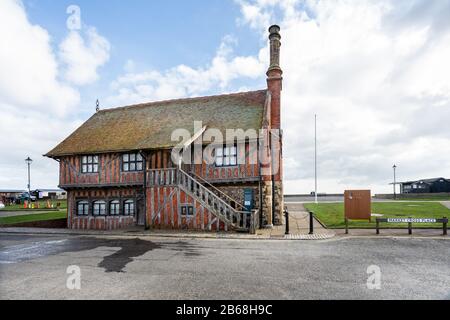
[17,192,36,202]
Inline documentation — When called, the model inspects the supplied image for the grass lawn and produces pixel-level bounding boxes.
[304,202,450,229]
[0,200,67,211]
[0,210,67,225]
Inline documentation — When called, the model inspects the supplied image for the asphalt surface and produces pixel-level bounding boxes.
[0,234,449,300]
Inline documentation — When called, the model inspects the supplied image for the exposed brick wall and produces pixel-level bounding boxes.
[215,184,260,211]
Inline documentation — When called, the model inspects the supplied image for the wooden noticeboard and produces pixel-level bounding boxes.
[344,190,371,221]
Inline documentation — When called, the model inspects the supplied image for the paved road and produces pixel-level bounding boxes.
[0,234,449,300]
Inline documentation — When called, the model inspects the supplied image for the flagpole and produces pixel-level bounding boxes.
[315,114,318,204]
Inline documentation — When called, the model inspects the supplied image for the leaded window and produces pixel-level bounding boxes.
[215,145,237,167]
[93,200,106,216]
[110,200,120,215]
[122,153,144,172]
[124,199,135,215]
[77,201,89,216]
[181,204,194,216]
[81,155,99,173]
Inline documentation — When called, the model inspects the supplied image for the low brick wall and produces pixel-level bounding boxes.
[0,218,67,229]
[71,216,135,230]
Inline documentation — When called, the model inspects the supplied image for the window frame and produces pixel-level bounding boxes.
[181,204,194,217]
[214,145,237,167]
[92,200,107,216]
[76,200,89,216]
[123,199,135,216]
[109,200,120,216]
[81,155,99,174]
[122,153,144,172]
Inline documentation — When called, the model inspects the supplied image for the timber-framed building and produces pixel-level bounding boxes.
[45,25,284,233]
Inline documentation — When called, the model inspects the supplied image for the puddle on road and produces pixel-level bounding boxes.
[0,237,203,273]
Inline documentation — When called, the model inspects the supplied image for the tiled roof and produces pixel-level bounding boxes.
[45,90,267,157]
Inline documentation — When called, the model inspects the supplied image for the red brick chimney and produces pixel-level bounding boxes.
[267,25,282,130]
[267,25,283,226]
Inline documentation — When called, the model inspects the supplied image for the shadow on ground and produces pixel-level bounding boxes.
[0,236,203,272]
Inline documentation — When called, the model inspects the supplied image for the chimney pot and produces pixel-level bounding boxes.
[269,25,281,39]
[267,25,282,75]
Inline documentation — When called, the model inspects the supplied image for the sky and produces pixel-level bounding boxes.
[0,0,449,194]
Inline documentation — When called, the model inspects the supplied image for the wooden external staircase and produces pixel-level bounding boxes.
[147,168,258,233]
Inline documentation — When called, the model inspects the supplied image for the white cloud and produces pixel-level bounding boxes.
[59,26,111,86]
[236,0,450,193]
[108,35,265,106]
[0,0,104,189]
[2,0,449,196]
[0,0,79,116]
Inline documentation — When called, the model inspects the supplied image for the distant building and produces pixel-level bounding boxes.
[399,178,450,194]
[33,189,67,200]
[0,189,26,204]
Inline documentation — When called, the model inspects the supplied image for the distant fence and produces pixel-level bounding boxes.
[285,194,344,198]
[376,217,448,235]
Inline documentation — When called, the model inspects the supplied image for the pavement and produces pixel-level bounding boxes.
[441,201,450,210]
[0,201,447,240]
[0,233,449,299]
[257,202,335,240]
[0,202,335,240]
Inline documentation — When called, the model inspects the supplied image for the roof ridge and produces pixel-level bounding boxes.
[99,89,267,113]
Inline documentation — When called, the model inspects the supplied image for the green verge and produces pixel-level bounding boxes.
[304,202,450,229]
[0,211,67,225]
[0,200,67,211]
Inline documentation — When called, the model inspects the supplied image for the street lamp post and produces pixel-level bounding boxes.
[393,164,397,200]
[25,157,33,203]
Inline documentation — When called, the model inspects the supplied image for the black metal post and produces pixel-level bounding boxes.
[309,211,314,235]
[376,219,379,235]
[345,218,349,234]
[284,209,289,235]
[408,217,412,235]
[443,217,447,236]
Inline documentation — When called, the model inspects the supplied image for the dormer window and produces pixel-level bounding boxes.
[81,155,99,173]
[122,153,144,172]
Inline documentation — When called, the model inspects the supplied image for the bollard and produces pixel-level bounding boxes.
[309,211,314,235]
[284,209,290,235]
[376,219,380,235]
[408,217,412,235]
[444,217,447,236]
